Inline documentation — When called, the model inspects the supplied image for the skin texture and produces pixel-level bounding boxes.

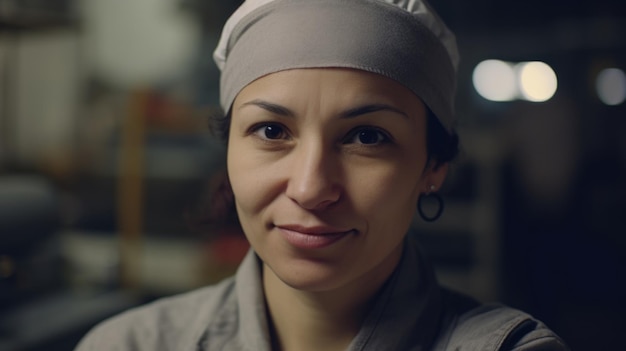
[227,68,448,351]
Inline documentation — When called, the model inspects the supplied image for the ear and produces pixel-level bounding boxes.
[420,162,448,193]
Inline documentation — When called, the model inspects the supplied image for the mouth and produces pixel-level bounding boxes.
[275,224,356,249]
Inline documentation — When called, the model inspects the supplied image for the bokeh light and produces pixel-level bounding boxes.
[596,68,626,106]
[473,60,559,102]
[517,61,558,102]
[472,60,517,102]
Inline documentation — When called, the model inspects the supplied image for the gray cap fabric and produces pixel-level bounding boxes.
[213,0,459,131]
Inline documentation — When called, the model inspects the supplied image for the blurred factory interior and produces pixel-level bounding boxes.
[0,0,624,350]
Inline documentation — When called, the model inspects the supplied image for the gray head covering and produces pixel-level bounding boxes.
[213,0,459,131]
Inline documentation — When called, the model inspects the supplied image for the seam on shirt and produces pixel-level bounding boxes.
[489,316,533,350]
[510,335,570,350]
[497,319,538,350]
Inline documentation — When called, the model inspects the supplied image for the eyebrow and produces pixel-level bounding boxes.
[240,99,408,119]
[240,99,295,117]
[340,103,408,119]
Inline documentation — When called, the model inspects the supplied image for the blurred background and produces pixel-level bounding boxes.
[0,0,623,350]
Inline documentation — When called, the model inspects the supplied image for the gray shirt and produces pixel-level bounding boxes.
[75,238,568,350]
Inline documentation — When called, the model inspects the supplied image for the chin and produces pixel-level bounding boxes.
[266,256,352,293]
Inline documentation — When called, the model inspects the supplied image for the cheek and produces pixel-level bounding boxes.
[348,160,424,226]
[228,158,253,211]
[227,149,264,245]
[226,142,282,218]
[226,141,255,213]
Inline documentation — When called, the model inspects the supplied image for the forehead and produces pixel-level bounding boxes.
[233,68,425,114]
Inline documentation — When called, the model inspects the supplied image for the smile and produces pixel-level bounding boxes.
[276,225,356,249]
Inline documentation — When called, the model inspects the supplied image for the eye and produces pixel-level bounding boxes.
[252,123,288,140]
[346,127,390,145]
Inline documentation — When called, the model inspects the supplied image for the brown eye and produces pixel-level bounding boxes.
[252,123,288,140]
[346,127,390,145]
[357,130,382,144]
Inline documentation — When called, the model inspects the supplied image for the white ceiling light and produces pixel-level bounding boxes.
[473,60,559,103]
[472,60,517,102]
[517,61,558,102]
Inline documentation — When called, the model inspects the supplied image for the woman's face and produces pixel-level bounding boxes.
[227,68,447,293]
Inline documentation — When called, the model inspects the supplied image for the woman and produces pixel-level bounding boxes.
[77,0,568,350]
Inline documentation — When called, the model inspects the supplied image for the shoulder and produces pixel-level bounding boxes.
[74,277,236,351]
[449,304,569,350]
[435,289,569,351]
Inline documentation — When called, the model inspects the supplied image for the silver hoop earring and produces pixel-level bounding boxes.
[417,187,444,222]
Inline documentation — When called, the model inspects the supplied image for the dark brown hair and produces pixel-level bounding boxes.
[425,108,459,169]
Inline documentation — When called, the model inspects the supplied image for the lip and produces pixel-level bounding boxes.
[276,224,355,249]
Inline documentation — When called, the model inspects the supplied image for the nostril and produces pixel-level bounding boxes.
[312,197,340,211]
[286,182,341,211]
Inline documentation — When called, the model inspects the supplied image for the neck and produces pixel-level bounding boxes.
[262,245,403,351]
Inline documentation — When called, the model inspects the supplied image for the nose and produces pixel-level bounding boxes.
[285,142,341,211]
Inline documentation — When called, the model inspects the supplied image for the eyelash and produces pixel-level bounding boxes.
[249,123,290,141]
[343,126,391,146]
[248,123,392,147]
